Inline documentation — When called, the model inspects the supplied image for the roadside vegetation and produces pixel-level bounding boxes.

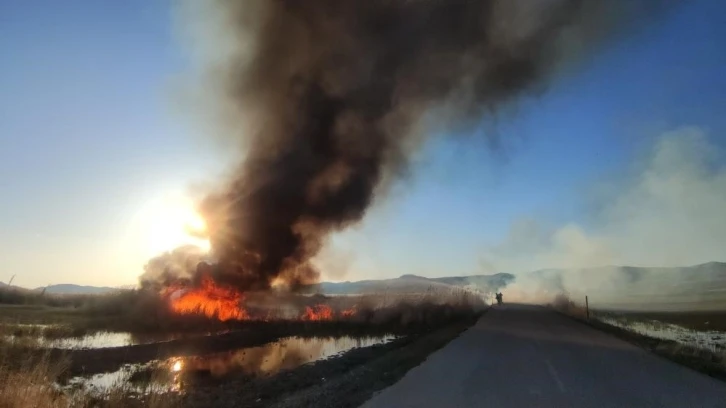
[551,294,726,382]
[0,333,179,408]
[1,285,486,335]
[0,284,486,406]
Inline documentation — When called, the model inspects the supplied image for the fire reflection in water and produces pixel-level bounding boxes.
[181,335,396,377]
[66,335,396,395]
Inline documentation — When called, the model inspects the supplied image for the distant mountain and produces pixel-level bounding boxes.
[302,273,515,295]
[0,281,29,291]
[35,284,120,295]
[7,273,513,296]
[11,262,726,310]
[10,273,512,297]
[512,262,726,311]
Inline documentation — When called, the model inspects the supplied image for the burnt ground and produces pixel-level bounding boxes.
[179,315,479,408]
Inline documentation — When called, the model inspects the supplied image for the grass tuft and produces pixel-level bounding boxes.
[0,337,179,408]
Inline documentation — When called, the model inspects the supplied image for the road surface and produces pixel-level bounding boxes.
[362,304,726,407]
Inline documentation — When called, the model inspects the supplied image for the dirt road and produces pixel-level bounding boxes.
[362,304,726,408]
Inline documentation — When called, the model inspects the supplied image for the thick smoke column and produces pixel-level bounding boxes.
[189,0,646,290]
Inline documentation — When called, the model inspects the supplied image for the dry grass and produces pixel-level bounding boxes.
[586,317,726,381]
[595,310,726,332]
[654,342,726,379]
[550,293,589,319]
[550,293,726,382]
[0,286,485,406]
[0,286,96,309]
[3,282,487,336]
[0,338,78,408]
[0,323,91,342]
[306,286,487,328]
[0,338,179,408]
[82,286,486,333]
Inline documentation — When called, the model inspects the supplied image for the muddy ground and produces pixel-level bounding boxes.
[175,316,478,407]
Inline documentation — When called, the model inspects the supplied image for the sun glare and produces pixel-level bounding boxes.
[137,193,211,256]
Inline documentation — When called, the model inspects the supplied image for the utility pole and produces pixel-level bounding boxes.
[585,295,590,319]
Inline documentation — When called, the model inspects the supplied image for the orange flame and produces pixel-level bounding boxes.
[302,304,333,321]
[341,306,357,317]
[166,275,248,321]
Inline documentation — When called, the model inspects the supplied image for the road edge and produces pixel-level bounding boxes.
[551,307,726,382]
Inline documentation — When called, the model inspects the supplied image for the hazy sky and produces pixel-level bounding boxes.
[1,0,725,288]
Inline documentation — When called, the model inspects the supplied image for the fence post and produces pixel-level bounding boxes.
[585,295,590,320]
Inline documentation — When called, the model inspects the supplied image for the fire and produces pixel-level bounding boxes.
[165,275,248,321]
[341,306,357,317]
[302,304,333,321]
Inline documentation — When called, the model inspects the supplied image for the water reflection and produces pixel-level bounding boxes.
[66,359,183,395]
[67,335,396,394]
[181,335,396,377]
[2,323,233,349]
[47,332,138,349]
[49,331,231,349]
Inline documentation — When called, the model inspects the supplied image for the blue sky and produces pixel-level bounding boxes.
[1,1,725,287]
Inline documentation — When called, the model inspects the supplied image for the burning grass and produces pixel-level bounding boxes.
[1,271,488,340]
[301,304,334,321]
[0,279,487,406]
[69,283,488,336]
[2,281,486,380]
[163,275,249,322]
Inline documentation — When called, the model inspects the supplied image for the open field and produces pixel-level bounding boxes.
[0,304,89,326]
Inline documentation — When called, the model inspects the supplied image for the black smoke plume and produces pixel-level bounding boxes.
[173,0,662,290]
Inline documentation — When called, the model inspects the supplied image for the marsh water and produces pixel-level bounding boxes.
[2,323,231,349]
[64,334,397,394]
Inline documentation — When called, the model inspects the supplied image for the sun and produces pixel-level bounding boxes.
[136,193,211,256]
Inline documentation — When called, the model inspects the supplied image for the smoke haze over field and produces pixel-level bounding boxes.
[158,0,663,290]
[482,127,726,273]
[483,127,726,307]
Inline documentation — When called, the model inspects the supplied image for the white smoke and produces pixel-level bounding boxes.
[482,126,726,305]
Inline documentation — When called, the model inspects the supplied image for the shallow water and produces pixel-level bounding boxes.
[46,331,228,349]
[598,317,726,351]
[47,332,139,349]
[2,323,231,349]
[179,334,397,377]
[66,334,397,394]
